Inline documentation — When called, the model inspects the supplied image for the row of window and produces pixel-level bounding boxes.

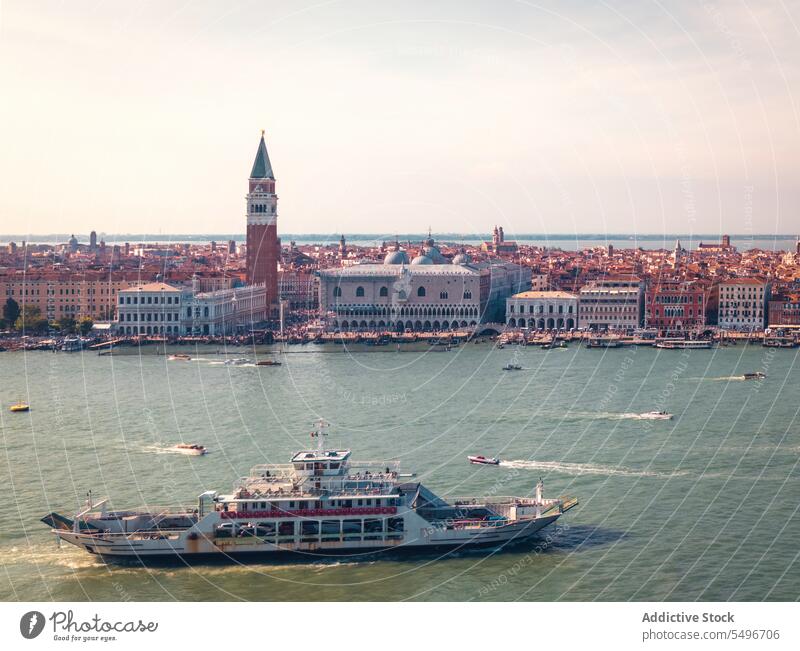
[508,303,574,314]
[119,312,180,322]
[120,295,179,305]
[333,286,472,300]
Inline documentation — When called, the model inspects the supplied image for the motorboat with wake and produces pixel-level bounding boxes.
[638,411,673,420]
[41,421,576,562]
[743,372,766,380]
[170,443,208,456]
[468,455,501,466]
[502,363,523,371]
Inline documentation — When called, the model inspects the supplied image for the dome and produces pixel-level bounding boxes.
[411,254,433,265]
[452,252,471,265]
[383,249,409,265]
[422,245,445,263]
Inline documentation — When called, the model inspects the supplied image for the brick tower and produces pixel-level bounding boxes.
[246,131,279,311]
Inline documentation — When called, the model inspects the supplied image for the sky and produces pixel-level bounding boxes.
[0,0,798,237]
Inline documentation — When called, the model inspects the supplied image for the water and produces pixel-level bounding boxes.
[2,233,798,252]
[1,343,798,601]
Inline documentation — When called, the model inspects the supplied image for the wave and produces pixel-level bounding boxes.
[498,459,684,478]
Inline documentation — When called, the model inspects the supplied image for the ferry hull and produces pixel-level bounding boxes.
[53,514,562,565]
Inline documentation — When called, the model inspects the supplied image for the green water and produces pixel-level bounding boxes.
[1,342,798,601]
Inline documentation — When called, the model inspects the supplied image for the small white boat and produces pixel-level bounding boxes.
[639,411,673,420]
[502,363,522,371]
[468,455,501,466]
[223,358,252,366]
[170,443,207,456]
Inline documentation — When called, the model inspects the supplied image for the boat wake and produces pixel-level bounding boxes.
[498,459,683,478]
[140,445,209,456]
[566,411,672,421]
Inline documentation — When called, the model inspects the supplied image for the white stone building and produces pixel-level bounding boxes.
[115,282,185,336]
[183,284,268,335]
[318,243,530,332]
[578,276,644,330]
[715,278,769,331]
[506,291,578,329]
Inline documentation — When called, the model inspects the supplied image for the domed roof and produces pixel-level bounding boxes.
[452,252,471,265]
[384,249,409,265]
[411,254,433,265]
[422,245,445,263]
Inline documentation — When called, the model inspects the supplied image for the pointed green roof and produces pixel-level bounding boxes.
[250,132,274,179]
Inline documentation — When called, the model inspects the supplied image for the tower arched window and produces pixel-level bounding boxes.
[440,291,448,300]
[379,286,388,297]
[333,287,342,297]
[463,291,472,300]
[417,286,426,297]
[356,286,365,297]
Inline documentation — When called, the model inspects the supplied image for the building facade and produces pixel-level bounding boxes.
[183,285,268,335]
[115,283,184,335]
[578,276,644,330]
[245,132,279,312]
[2,272,146,322]
[644,280,707,332]
[506,291,578,329]
[715,278,769,331]
[768,295,800,327]
[318,248,529,332]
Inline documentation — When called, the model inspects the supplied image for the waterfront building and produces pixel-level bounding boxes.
[644,280,707,332]
[713,278,769,331]
[578,275,644,330]
[245,131,279,312]
[1,272,146,322]
[318,243,530,331]
[768,294,800,327]
[506,291,578,329]
[182,285,268,335]
[115,282,184,335]
[279,271,319,311]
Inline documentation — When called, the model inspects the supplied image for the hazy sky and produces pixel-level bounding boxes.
[1,1,798,236]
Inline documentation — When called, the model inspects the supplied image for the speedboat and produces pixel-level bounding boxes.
[639,411,673,420]
[502,363,522,371]
[256,360,282,366]
[170,444,207,456]
[743,372,766,380]
[9,402,30,413]
[168,354,191,361]
[468,455,501,466]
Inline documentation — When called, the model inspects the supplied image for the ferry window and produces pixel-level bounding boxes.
[342,520,362,534]
[305,463,313,470]
[357,499,363,506]
[278,522,295,536]
[321,521,340,535]
[289,501,295,509]
[330,462,340,469]
[301,521,319,535]
[256,522,276,535]
[364,519,383,533]
[342,499,352,508]
[388,518,404,532]
[293,463,304,470]
[365,499,371,506]
[260,502,266,509]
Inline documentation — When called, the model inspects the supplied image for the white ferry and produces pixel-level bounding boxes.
[41,422,577,563]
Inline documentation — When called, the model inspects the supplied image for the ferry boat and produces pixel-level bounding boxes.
[585,337,622,348]
[40,422,577,562]
[256,360,282,366]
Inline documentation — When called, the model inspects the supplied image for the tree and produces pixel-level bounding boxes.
[3,297,20,326]
[15,305,48,334]
[78,317,94,336]
[55,317,77,334]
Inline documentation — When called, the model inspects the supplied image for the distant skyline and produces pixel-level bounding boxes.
[1,1,798,235]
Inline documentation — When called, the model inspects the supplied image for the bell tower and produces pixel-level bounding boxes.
[246,130,279,311]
